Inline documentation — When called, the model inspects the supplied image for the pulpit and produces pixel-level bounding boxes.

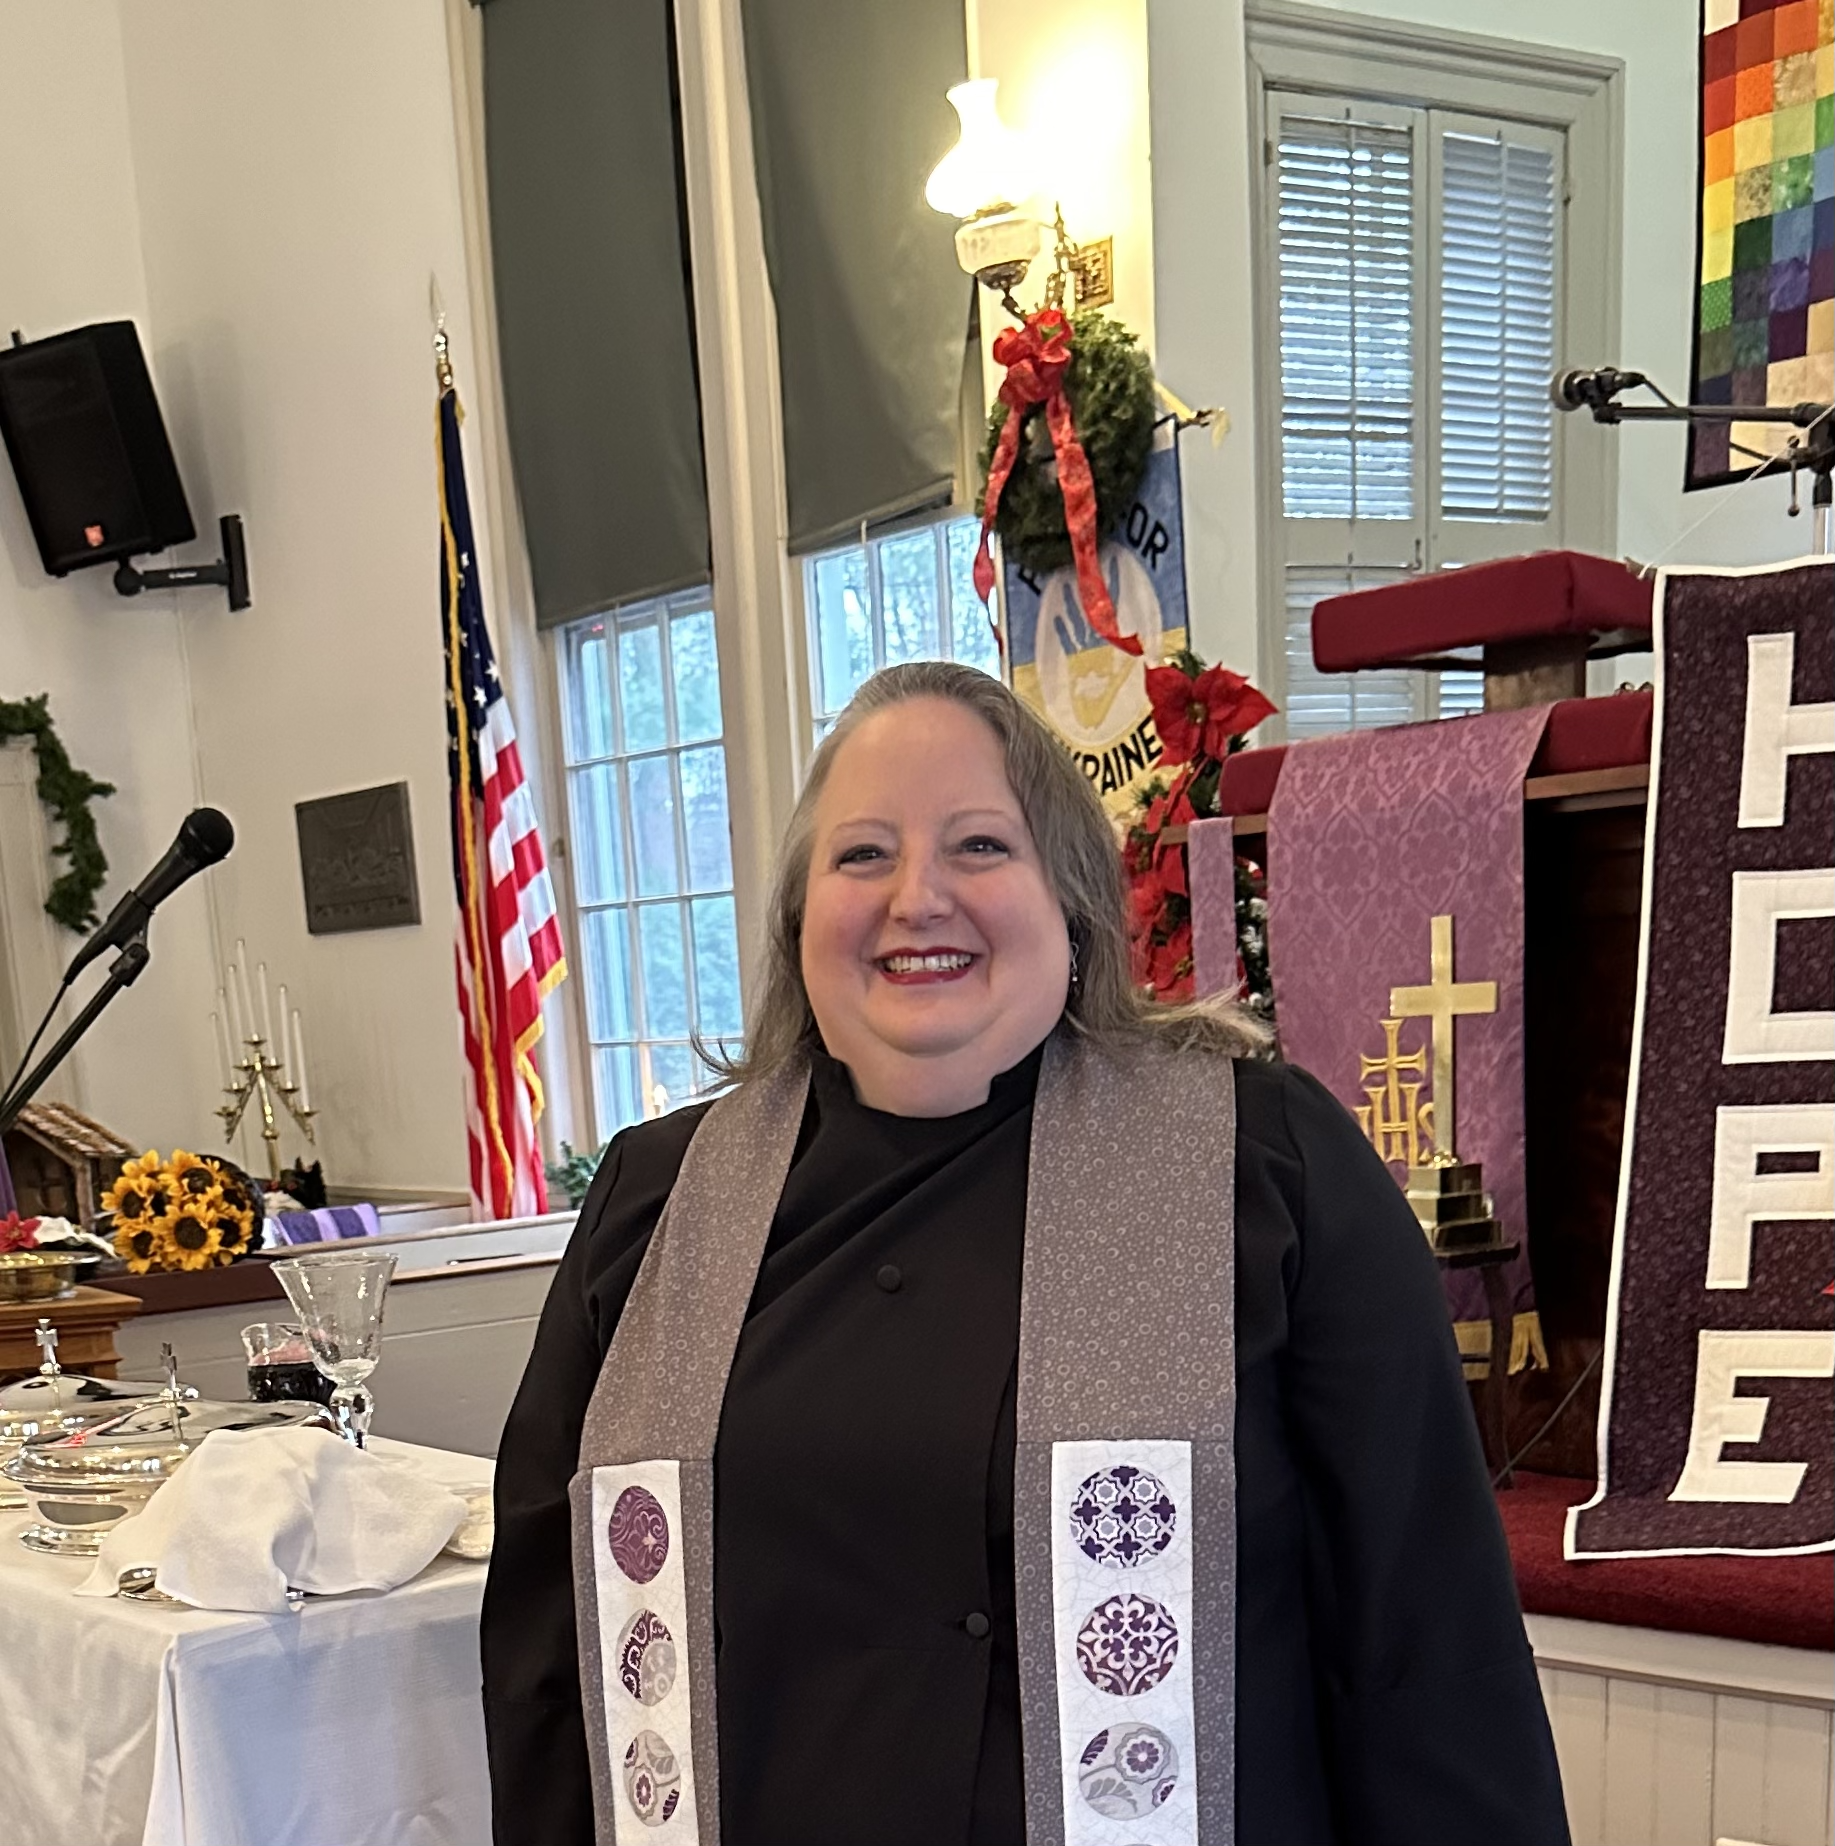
[1214,554,1659,1476]
[0,1285,143,1382]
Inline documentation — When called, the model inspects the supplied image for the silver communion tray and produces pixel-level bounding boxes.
[0,1371,196,1512]
[2,1395,334,1556]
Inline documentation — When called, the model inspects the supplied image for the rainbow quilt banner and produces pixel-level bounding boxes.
[1686,0,1834,489]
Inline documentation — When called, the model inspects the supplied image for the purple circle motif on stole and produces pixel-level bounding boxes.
[608,1485,671,1584]
[1077,1722,1180,1818]
[622,1730,683,1826]
[616,1609,678,1706]
[1075,1592,1180,1697]
[1070,1464,1176,1567]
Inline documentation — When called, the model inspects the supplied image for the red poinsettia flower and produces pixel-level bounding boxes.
[0,1213,40,1255]
[1146,662,1277,766]
[1144,920,1195,1002]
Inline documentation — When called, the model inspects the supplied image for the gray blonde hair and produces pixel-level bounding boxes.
[712,660,1267,1084]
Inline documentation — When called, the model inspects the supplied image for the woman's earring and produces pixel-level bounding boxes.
[1068,936,1081,992]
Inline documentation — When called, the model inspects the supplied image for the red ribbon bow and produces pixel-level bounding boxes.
[973,308,1139,656]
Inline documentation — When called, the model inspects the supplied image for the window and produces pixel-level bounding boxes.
[557,591,743,1141]
[1258,69,1584,739]
[804,514,1001,734]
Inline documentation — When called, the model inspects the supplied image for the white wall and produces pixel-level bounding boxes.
[1149,0,1809,684]
[113,0,486,1193]
[0,1,223,1149]
[0,0,500,1194]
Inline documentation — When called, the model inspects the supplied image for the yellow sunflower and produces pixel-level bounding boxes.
[208,1194,255,1265]
[112,1209,183,1273]
[168,1149,219,1202]
[104,1153,177,1231]
[162,1200,222,1271]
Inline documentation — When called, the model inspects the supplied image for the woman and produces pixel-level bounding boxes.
[483,661,1568,1846]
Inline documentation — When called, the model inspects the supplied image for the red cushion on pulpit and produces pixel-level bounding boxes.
[1500,1471,1835,1653]
[1216,690,1655,818]
[1312,552,1654,672]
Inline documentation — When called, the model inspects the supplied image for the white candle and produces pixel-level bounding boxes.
[256,961,276,1050]
[276,983,293,1076]
[212,1004,235,1083]
[292,1009,310,1111]
[233,945,256,1043]
[221,975,244,1054]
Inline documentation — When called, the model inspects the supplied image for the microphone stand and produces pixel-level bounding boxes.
[0,930,151,1133]
[1574,389,1835,553]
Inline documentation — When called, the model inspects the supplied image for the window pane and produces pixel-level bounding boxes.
[581,908,636,1041]
[1439,131,1557,521]
[1276,115,1415,519]
[878,531,938,664]
[627,755,682,898]
[641,1040,700,1115]
[670,606,723,743]
[680,746,734,892]
[947,519,1000,675]
[812,548,874,715]
[1283,564,1416,737]
[568,763,625,905]
[618,618,668,753]
[637,902,691,1038]
[691,894,743,1038]
[564,622,613,761]
[593,1044,641,1142]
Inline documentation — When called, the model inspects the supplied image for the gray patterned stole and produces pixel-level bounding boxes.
[572,1032,1238,1846]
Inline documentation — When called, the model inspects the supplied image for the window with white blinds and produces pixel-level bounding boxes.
[1261,92,1566,741]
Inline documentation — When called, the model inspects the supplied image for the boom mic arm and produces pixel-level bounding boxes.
[1550,367,1647,411]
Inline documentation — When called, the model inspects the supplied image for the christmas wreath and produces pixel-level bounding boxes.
[0,694,113,932]
[977,310,1157,591]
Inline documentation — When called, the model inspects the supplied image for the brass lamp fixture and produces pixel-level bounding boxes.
[926,80,1113,316]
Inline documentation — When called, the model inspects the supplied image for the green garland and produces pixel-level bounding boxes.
[0,695,113,932]
[981,310,1158,576]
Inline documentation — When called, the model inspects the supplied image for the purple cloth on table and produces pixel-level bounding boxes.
[1265,706,1551,1329]
[269,1203,382,1245]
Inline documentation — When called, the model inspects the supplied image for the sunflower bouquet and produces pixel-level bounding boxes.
[104,1150,260,1273]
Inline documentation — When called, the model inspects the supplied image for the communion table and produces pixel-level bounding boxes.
[0,1437,493,1846]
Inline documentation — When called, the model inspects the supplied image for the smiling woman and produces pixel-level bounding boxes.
[483,662,1570,1846]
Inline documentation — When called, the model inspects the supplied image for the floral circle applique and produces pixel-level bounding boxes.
[1077,1722,1180,1819]
[608,1485,670,1584]
[1075,1592,1180,1697]
[1069,1463,1176,1568]
[617,1609,678,1707]
[622,1729,682,1826]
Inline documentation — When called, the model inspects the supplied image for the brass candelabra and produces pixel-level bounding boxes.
[217,1034,315,1184]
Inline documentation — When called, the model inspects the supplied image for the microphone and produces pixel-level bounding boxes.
[1551,367,1647,411]
[64,807,235,982]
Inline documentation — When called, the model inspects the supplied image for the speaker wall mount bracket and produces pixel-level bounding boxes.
[112,512,251,612]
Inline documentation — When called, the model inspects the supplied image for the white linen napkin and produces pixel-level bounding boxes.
[76,1425,469,1613]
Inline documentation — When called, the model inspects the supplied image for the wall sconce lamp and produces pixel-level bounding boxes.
[926,80,1113,317]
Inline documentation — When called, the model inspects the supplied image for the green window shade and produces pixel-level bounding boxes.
[482,0,710,626]
[741,0,974,554]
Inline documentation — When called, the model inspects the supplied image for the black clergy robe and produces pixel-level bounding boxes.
[482,1050,1569,1845]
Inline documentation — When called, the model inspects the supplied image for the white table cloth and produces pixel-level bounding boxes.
[0,1437,494,1846]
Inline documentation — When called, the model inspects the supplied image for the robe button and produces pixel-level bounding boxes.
[875,1264,903,1293]
[963,1611,991,1639]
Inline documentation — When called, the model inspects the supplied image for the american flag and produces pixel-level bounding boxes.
[438,373,567,1219]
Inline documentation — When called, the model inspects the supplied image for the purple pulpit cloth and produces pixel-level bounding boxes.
[1188,817,1237,999]
[1570,558,1833,1559]
[1265,706,1551,1348]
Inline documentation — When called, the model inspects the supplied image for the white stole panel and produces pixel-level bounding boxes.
[590,1462,703,1840]
[1050,1439,1198,1845]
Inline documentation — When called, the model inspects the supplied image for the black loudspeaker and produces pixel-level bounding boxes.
[0,321,196,576]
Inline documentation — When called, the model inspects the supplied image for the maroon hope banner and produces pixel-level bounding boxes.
[1265,707,1551,1350]
[1570,558,1834,1559]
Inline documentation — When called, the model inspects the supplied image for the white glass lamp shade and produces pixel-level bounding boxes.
[925,80,1034,219]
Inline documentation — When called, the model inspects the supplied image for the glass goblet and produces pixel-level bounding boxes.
[271,1250,398,1447]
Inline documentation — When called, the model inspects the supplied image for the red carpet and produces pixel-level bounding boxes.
[1500,1471,1834,1653]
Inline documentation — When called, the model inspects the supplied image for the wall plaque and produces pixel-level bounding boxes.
[295,782,422,934]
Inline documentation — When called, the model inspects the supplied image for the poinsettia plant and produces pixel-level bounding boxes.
[1125,650,1277,1015]
[0,1212,40,1255]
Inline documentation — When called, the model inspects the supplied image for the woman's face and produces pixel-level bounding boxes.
[801,696,1071,1115]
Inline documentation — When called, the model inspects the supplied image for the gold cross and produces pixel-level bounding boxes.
[1389,913,1496,1161]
